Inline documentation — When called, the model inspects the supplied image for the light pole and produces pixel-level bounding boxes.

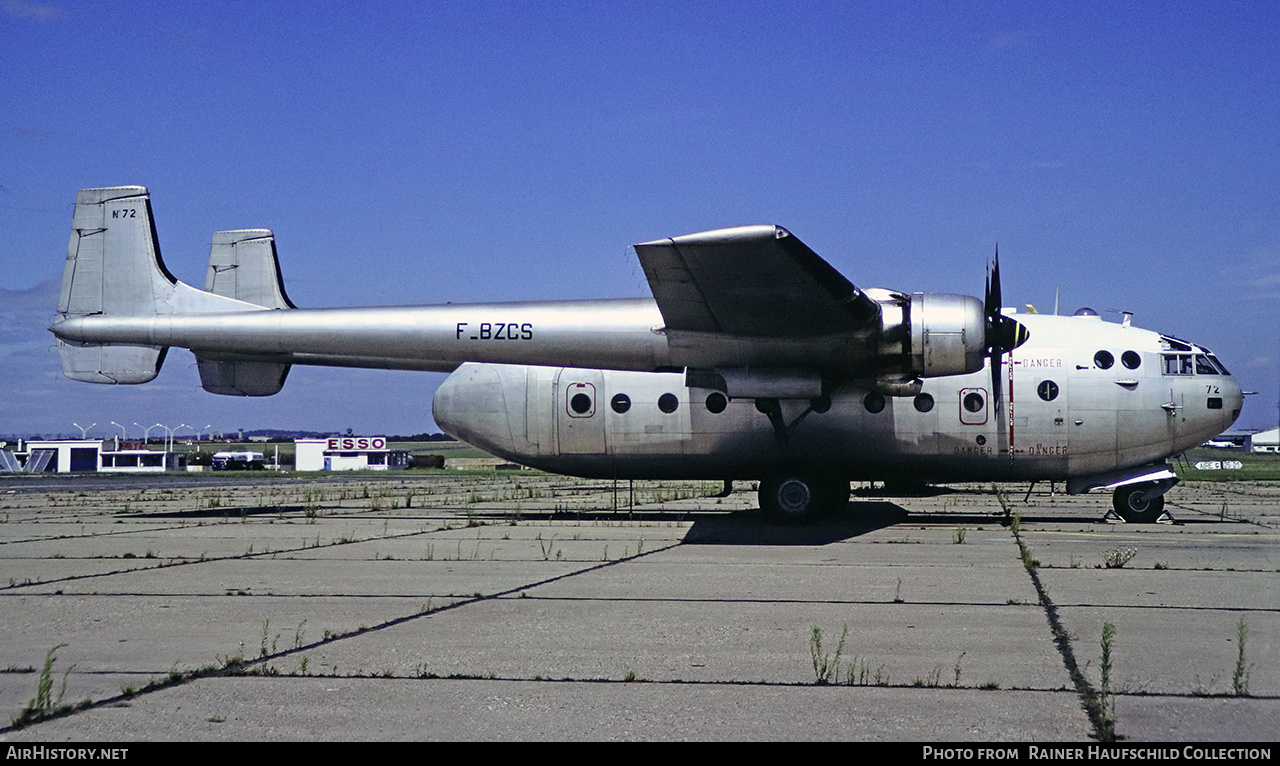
[110,422,127,450]
[136,423,160,446]
[176,424,197,459]
[155,423,173,454]
[72,422,96,439]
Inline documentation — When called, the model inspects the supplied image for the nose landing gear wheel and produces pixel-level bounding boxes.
[1112,485,1166,523]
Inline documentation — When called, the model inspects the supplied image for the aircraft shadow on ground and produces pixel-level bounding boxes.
[683,501,913,546]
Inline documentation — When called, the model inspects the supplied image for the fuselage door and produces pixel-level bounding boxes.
[555,368,606,454]
[959,387,988,426]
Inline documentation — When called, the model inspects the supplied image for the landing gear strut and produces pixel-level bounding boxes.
[758,475,850,523]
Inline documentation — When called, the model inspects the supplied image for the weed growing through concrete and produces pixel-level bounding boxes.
[1097,623,1117,741]
[809,624,847,685]
[1102,548,1137,569]
[993,484,1014,522]
[10,644,74,727]
[913,665,944,687]
[1020,545,1040,569]
[953,526,968,544]
[259,618,280,657]
[1233,617,1250,696]
[953,652,966,687]
[844,657,870,685]
[841,657,890,686]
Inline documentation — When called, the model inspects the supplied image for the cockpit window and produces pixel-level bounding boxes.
[1195,355,1221,375]
[1208,354,1231,375]
[1162,354,1193,375]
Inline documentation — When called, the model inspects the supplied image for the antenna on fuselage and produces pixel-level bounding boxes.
[1105,308,1134,328]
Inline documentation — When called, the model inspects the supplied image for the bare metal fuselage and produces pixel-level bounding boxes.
[432,312,1242,485]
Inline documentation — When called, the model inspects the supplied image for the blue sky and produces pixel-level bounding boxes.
[3,0,1278,438]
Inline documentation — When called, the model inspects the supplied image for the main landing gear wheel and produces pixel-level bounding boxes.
[758,475,850,524]
[1112,485,1166,524]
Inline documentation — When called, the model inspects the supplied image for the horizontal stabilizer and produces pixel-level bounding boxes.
[196,356,290,396]
[206,230,296,309]
[57,341,167,384]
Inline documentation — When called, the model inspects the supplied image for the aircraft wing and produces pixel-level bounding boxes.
[633,225,880,337]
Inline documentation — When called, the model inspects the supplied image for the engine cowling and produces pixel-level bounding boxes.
[873,291,988,379]
[910,293,987,376]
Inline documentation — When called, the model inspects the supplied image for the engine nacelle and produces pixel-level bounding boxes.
[873,291,987,379]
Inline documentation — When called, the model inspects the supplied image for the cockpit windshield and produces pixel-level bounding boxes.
[1162,353,1228,376]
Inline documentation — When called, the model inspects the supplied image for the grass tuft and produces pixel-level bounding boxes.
[1232,617,1250,696]
[809,624,847,685]
[10,644,76,728]
[1097,623,1117,741]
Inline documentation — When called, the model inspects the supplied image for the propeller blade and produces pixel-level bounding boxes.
[991,248,1002,315]
[984,246,1028,410]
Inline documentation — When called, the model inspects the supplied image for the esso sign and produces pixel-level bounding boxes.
[327,436,387,451]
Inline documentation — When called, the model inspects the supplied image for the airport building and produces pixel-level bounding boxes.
[294,436,411,471]
[0,440,185,473]
[1248,427,1279,453]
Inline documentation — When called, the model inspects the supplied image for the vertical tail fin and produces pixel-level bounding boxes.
[57,186,173,383]
[59,186,177,318]
[205,230,296,309]
[195,229,294,395]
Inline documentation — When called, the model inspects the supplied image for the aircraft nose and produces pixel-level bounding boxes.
[431,363,519,457]
[1225,373,1245,424]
